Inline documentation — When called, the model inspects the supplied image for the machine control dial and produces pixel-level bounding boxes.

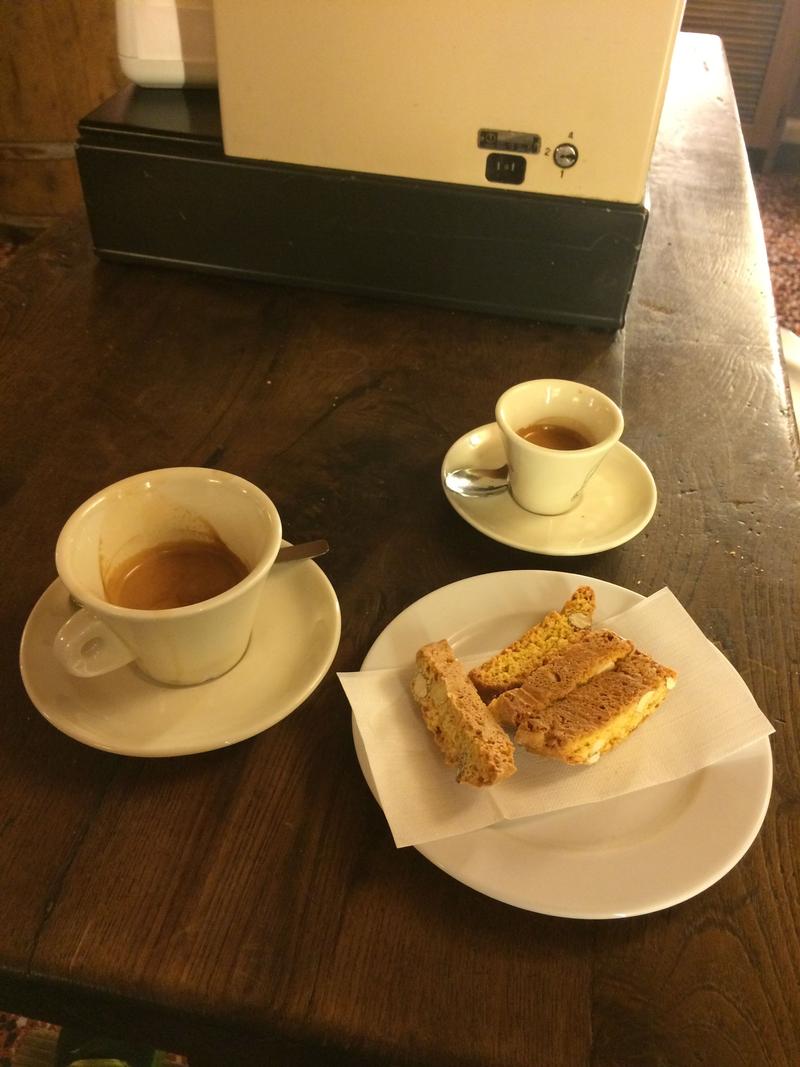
[553,143,578,169]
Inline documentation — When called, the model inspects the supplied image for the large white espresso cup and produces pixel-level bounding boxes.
[53,468,282,685]
[495,380,623,515]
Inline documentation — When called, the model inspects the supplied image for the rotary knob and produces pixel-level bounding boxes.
[553,143,578,169]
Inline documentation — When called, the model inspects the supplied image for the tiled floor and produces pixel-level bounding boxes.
[753,169,800,429]
[0,1015,187,1066]
[754,170,800,336]
[781,327,800,426]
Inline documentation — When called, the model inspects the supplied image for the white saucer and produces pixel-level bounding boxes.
[442,423,657,555]
[353,570,772,918]
[20,548,341,757]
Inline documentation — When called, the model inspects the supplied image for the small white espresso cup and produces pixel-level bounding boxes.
[53,468,282,686]
[495,380,623,515]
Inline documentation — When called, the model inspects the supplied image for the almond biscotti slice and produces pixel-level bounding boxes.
[411,639,516,787]
[513,648,677,765]
[489,628,633,727]
[469,586,596,701]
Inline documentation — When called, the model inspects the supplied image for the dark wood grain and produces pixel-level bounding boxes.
[0,33,797,1067]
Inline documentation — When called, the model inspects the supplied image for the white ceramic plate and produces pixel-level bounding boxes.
[441,423,657,555]
[20,547,341,757]
[353,570,772,918]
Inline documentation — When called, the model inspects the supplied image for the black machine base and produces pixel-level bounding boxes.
[76,86,648,330]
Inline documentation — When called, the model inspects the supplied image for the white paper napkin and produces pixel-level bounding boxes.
[338,588,774,848]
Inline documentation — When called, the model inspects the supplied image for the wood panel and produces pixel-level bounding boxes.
[0,0,124,222]
[682,0,800,150]
[683,0,786,124]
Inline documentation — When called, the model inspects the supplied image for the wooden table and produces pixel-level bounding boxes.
[1,33,798,1067]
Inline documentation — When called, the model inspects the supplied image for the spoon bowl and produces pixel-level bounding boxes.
[444,465,509,497]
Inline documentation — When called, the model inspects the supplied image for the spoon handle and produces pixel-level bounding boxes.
[275,539,330,563]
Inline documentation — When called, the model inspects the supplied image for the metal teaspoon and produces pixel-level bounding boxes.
[444,466,509,497]
[275,539,330,562]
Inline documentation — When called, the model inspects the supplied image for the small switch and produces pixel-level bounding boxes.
[553,143,578,169]
[485,153,526,185]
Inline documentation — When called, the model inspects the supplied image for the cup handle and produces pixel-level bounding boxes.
[53,608,135,677]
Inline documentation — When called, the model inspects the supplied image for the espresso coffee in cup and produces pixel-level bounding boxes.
[104,537,249,610]
[516,421,594,451]
[496,380,623,515]
[53,468,282,685]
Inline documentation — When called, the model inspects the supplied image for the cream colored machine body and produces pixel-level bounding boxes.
[213,0,686,206]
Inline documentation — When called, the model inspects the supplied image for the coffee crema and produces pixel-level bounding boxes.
[516,420,593,451]
[104,539,249,610]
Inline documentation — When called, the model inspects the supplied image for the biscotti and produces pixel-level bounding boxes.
[469,586,596,700]
[513,649,677,765]
[489,628,634,727]
[411,639,517,787]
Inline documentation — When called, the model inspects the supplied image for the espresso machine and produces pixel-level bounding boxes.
[77,0,686,328]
